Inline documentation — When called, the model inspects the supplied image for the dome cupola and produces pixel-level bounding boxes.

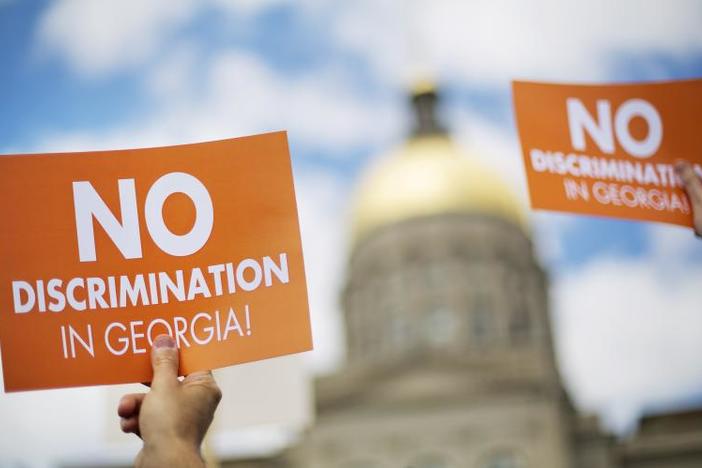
[351,84,526,244]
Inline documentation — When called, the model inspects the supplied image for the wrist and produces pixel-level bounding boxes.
[137,438,205,468]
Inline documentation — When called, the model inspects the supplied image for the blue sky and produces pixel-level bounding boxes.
[2,0,702,465]
[3,0,702,270]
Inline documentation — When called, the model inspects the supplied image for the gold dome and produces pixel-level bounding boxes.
[351,134,527,243]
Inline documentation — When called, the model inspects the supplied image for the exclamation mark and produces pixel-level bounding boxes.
[245,304,251,336]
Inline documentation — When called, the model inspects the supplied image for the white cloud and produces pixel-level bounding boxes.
[451,107,528,201]
[332,0,702,85]
[553,224,702,433]
[144,42,199,100]
[530,212,581,265]
[34,0,325,78]
[294,168,351,373]
[39,0,702,84]
[646,222,701,264]
[197,51,402,151]
[0,367,106,467]
[210,0,293,17]
[33,49,402,156]
[36,0,199,76]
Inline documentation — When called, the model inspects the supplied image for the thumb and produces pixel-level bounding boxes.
[150,334,179,389]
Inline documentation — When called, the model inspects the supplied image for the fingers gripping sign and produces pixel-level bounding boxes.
[117,335,222,468]
[675,161,702,237]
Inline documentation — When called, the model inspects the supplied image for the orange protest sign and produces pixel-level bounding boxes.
[0,131,312,392]
[512,79,702,227]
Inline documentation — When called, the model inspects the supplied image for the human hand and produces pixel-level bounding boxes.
[675,161,702,237]
[117,335,222,468]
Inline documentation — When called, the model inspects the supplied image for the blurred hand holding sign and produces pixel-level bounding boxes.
[513,79,702,228]
[0,131,312,392]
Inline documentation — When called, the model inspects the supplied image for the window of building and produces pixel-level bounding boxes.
[481,451,525,468]
[387,271,404,295]
[409,453,449,468]
[389,307,411,352]
[427,263,447,288]
[470,295,493,345]
[339,459,379,468]
[508,280,531,345]
[508,305,531,345]
[425,306,456,347]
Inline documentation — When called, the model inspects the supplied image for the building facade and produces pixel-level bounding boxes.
[277,87,702,468]
[283,86,582,468]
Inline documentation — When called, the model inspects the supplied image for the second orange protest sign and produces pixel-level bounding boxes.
[512,79,702,228]
[0,131,311,392]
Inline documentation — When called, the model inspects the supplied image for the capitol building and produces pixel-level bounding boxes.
[245,86,701,468]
